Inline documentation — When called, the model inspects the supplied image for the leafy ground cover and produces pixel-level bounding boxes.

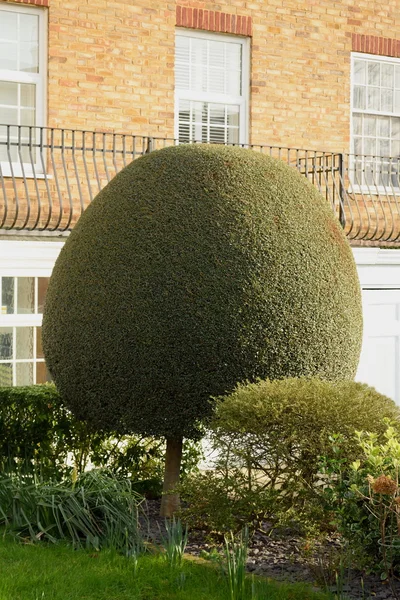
[0,534,330,600]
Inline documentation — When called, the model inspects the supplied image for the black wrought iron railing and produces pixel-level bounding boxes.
[1,124,400,243]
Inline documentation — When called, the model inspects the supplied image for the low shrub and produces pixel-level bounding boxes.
[181,378,399,536]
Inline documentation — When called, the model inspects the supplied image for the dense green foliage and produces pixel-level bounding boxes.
[43,143,362,440]
[0,384,200,490]
[321,423,400,576]
[181,378,399,536]
[0,384,89,479]
[0,470,144,551]
[0,536,331,600]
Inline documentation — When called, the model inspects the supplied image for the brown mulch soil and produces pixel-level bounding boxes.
[140,499,400,600]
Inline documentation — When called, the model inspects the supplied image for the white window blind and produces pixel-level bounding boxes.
[175,31,248,144]
[351,53,400,190]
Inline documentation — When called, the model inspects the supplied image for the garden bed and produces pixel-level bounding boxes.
[143,500,400,600]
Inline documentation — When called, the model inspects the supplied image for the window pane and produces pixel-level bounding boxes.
[225,43,241,72]
[368,62,380,86]
[392,140,400,156]
[396,66,400,89]
[364,138,376,155]
[209,103,225,125]
[353,137,362,155]
[16,327,34,359]
[0,82,18,106]
[0,146,18,163]
[0,42,17,70]
[16,362,33,386]
[364,115,376,136]
[227,126,239,145]
[227,105,240,128]
[36,326,44,358]
[20,109,35,127]
[17,277,35,314]
[392,118,400,139]
[367,87,380,111]
[353,114,362,136]
[378,139,390,156]
[0,107,18,126]
[0,328,13,360]
[37,278,49,313]
[354,60,366,85]
[208,67,225,94]
[395,90,400,114]
[209,126,225,144]
[208,41,224,69]
[382,63,394,88]
[19,42,39,74]
[176,34,242,97]
[36,362,51,384]
[381,88,393,113]
[20,84,36,109]
[226,70,241,96]
[378,117,390,138]
[353,86,366,109]
[0,364,13,387]
[20,14,38,44]
[0,11,17,41]
[2,277,14,314]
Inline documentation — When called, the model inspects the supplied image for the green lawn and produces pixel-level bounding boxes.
[0,535,330,600]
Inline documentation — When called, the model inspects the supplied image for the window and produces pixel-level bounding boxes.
[0,4,46,169]
[351,53,400,190]
[175,30,249,145]
[0,277,51,386]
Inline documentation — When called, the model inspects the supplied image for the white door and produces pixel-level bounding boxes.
[356,289,400,403]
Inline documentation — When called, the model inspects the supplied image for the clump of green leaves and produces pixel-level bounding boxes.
[222,528,249,600]
[0,469,145,552]
[160,517,188,569]
[321,421,400,580]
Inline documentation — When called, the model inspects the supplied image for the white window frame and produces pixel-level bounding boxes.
[0,3,47,177]
[174,28,250,145]
[0,241,63,387]
[350,52,400,195]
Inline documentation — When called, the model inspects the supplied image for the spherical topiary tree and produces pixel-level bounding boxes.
[42,144,363,516]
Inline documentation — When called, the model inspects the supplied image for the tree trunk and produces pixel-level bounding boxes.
[160,437,183,517]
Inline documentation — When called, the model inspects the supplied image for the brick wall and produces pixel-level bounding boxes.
[1,0,399,232]
[1,0,398,150]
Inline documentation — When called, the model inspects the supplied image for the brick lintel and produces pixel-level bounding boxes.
[176,5,252,36]
[1,0,49,6]
[352,33,400,58]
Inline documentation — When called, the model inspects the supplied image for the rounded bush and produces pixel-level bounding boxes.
[179,378,400,536]
[211,378,400,472]
[43,144,363,439]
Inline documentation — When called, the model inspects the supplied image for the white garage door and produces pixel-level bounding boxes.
[356,289,400,403]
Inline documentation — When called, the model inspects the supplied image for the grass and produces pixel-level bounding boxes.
[0,533,331,600]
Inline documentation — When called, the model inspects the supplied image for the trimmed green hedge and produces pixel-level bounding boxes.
[0,384,78,478]
[43,144,363,439]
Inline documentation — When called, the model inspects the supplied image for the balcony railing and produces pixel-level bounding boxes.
[1,125,400,243]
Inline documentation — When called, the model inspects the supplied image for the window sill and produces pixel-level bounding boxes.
[0,166,52,180]
[349,185,400,196]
